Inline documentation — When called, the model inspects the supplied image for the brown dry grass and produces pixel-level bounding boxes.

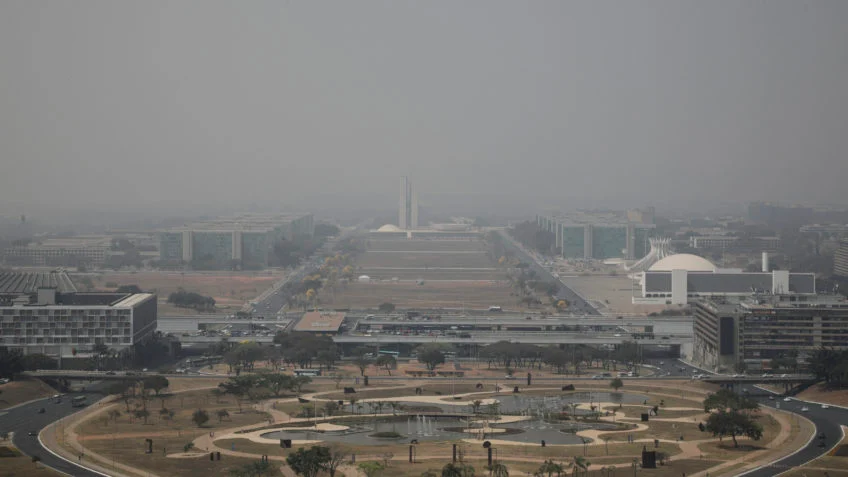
[0,448,63,477]
[322,281,519,311]
[81,271,279,312]
[797,382,848,407]
[0,378,57,410]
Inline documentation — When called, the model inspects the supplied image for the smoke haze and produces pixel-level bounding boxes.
[2,1,847,218]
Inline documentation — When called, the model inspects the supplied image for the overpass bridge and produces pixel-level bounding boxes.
[158,314,692,334]
[177,332,691,347]
[702,375,817,386]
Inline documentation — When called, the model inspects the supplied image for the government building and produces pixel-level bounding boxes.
[0,271,157,358]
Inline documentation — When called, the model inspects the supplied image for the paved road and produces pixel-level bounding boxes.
[496,231,600,315]
[0,390,104,476]
[741,391,845,477]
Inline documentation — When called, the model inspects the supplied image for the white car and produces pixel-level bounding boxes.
[822,404,830,409]
[783,397,792,402]
[801,406,809,412]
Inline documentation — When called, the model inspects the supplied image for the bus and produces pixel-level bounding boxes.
[294,369,321,377]
[71,396,87,407]
[378,350,400,357]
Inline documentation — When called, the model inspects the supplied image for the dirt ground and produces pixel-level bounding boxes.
[559,275,671,315]
[0,445,62,477]
[0,378,57,410]
[321,281,518,311]
[74,271,280,314]
[797,383,848,407]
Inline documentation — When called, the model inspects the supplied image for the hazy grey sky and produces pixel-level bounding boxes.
[2,1,847,216]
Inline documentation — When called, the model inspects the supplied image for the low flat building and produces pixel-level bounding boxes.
[633,254,815,305]
[693,295,848,372]
[293,311,345,335]
[689,235,781,251]
[2,236,111,266]
[0,272,157,357]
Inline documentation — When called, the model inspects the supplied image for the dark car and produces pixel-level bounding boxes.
[28,431,38,436]
[38,408,46,414]
[105,371,116,375]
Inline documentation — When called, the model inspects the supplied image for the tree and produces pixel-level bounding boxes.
[353,354,373,376]
[375,354,396,376]
[609,378,623,392]
[261,373,294,397]
[470,400,483,414]
[378,302,396,313]
[217,409,230,423]
[192,409,209,428]
[219,375,263,411]
[441,462,475,477]
[317,349,337,371]
[286,446,330,477]
[225,342,266,372]
[417,346,446,373]
[134,409,150,425]
[143,375,170,396]
[572,456,590,476]
[322,444,348,477]
[703,389,763,448]
[292,375,312,394]
[705,410,763,447]
[314,224,341,238]
[359,461,386,477]
[323,401,340,417]
[533,460,564,477]
[116,284,143,294]
[491,462,509,477]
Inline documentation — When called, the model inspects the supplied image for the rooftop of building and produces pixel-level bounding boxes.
[0,290,155,307]
[539,210,655,227]
[698,294,848,314]
[162,213,312,233]
[4,236,112,249]
[0,271,78,294]
[649,254,717,272]
[294,311,346,332]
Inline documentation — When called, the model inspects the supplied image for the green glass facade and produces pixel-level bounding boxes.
[561,226,585,258]
[192,232,233,267]
[592,227,627,259]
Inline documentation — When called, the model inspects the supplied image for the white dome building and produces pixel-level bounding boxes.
[649,254,716,272]
[377,224,402,232]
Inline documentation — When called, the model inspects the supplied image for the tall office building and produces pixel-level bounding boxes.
[835,239,848,278]
[399,176,418,230]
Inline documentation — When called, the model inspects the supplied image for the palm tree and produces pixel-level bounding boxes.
[471,400,483,415]
[572,456,590,477]
[534,459,565,477]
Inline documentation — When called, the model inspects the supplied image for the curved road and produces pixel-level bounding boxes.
[1,391,105,476]
[741,391,846,477]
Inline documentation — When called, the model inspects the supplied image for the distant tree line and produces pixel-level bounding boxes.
[167,290,215,311]
[508,221,556,255]
[271,235,325,268]
[314,224,340,238]
[809,347,848,388]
